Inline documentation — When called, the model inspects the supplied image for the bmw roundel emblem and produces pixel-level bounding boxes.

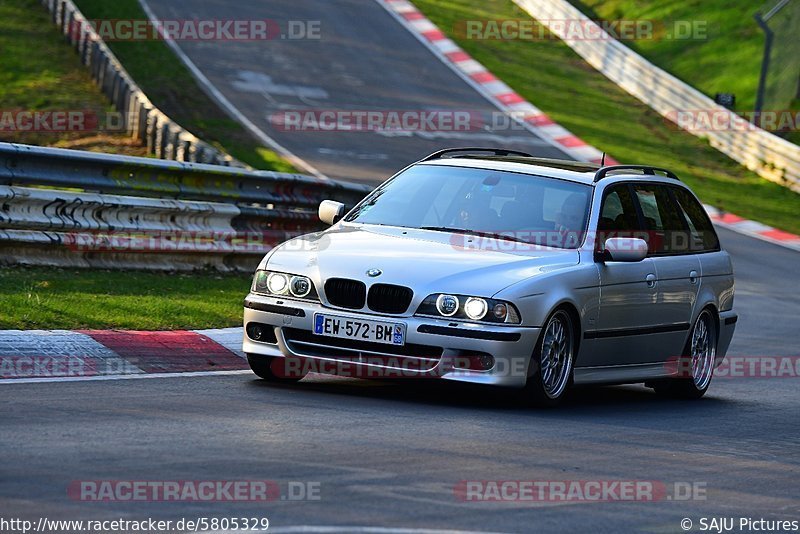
[367,268,382,277]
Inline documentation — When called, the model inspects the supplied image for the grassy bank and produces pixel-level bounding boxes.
[576,0,765,111]
[573,0,798,145]
[0,0,146,155]
[0,267,251,330]
[415,0,800,235]
[72,0,294,172]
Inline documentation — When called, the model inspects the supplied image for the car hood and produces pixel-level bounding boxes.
[262,224,579,300]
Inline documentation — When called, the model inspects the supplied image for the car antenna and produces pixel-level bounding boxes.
[601,152,606,166]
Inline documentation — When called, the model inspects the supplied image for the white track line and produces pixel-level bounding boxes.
[136,0,328,180]
[0,369,252,386]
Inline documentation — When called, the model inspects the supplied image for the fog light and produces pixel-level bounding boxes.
[289,275,311,298]
[248,324,265,341]
[476,354,495,370]
[464,297,488,320]
[455,353,495,371]
[267,272,289,295]
[247,323,277,343]
[436,294,459,316]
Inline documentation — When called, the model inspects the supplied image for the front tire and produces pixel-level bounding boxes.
[653,309,717,399]
[521,308,576,407]
[247,354,307,382]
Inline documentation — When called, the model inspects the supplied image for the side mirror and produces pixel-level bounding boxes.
[319,200,345,226]
[600,237,648,262]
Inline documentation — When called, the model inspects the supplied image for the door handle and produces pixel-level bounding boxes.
[645,273,657,288]
[689,270,699,284]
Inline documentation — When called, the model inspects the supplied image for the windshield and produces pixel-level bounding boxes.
[345,164,592,249]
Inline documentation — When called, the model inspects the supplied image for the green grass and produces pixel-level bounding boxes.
[0,0,145,155]
[72,0,296,172]
[415,0,800,235]
[0,267,251,330]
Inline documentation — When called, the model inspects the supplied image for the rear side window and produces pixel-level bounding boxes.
[671,187,721,252]
[632,184,690,255]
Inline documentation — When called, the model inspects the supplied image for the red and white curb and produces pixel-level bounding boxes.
[377,0,618,166]
[379,0,800,252]
[0,327,247,383]
[704,205,800,252]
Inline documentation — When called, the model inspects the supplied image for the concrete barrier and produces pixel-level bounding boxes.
[513,0,800,193]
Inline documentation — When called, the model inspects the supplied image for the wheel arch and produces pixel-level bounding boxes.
[686,302,721,350]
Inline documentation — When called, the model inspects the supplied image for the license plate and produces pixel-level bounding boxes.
[313,313,406,346]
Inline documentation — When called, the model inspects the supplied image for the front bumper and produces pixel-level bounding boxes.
[242,293,540,387]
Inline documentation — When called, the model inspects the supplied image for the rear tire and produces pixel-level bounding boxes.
[247,354,307,382]
[653,309,717,399]
[520,308,576,408]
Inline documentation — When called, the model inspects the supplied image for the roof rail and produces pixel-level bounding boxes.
[594,165,679,182]
[461,155,600,174]
[420,147,533,161]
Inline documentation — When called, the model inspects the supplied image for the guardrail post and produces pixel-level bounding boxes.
[65,9,75,44]
[134,100,149,143]
[146,112,158,155]
[78,25,90,65]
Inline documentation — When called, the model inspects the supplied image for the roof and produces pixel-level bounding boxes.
[419,157,598,185]
[418,156,682,186]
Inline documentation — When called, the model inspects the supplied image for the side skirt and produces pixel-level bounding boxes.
[573,362,673,385]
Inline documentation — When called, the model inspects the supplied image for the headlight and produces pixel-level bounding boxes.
[436,294,459,316]
[252,270,318,300]
[289,275,311,298]
[416,294,521,324]
[267,272,289,295]
[464,297,488,320]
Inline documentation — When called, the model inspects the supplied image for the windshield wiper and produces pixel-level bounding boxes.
[417,226,532,244]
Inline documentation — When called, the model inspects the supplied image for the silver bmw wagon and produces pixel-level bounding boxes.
[243,148,737,406]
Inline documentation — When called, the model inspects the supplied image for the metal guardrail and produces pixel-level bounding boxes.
[0,143,369,206]
[0,142,371,271]
[41,0,239,166]
[513,0,800,194]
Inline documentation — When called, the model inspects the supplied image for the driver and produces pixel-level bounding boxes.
[457,192,498,231]
[554,193,587,245]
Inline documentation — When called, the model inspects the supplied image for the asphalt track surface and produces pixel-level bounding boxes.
[2,228,799,534]
[1,0,799,532]
[140,0,571,183]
